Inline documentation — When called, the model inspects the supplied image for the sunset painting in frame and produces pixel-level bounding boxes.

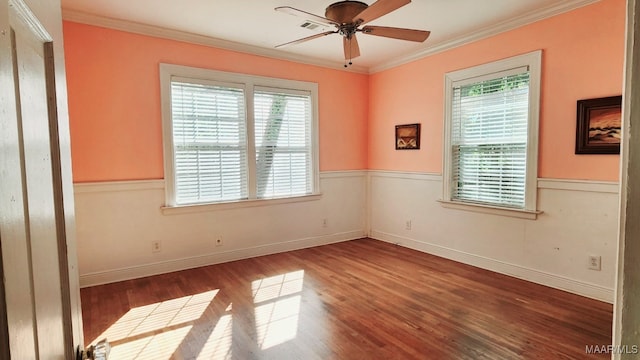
[575,96,622,154]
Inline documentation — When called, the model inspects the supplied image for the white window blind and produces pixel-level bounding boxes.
[171,80,248,204]
[162,65,319,208]
[254,89,312,198]
[451,72,530,208]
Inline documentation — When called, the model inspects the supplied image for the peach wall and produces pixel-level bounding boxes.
[63,22,369,182]
[368,0,625,181]
[65,0,624,183]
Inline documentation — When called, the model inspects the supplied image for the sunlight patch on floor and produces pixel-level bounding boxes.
[255,295,301,349]
[92,290,218,345]
[252,270,304,303]
[252,270,304,350]
[196,314,234,360]
[107,325,192,360]
[91,271,306,358]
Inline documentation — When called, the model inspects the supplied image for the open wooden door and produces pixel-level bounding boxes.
[0,0,83,358]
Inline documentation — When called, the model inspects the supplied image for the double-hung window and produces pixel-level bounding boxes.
[160,64,319,208]
[254,88,313,199]
[170,80,248,204]
[442,51,541,218]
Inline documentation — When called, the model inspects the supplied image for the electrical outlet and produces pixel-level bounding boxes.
[215,238,223,247]
[405,220,412,230]
[322,218,328,228]
[152,241,161,253]
[588,255,601,271]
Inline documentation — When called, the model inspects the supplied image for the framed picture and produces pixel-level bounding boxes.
[395,123,421,150]
[575,95,622,154]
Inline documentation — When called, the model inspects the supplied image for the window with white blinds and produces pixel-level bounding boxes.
[451,73,529,208]
[254,89,312,199]
[161,64,319,207]
[443,51,541,214]
[170,80,248,205]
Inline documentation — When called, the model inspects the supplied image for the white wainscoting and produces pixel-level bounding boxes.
[74,171,367,287]
[368,171,619,303]
[75,169,620,303]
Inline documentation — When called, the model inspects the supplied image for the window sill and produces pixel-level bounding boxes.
[161,193,323,215]
[437,200,542,220]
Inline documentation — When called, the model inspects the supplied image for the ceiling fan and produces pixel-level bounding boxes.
[275,0,430,67]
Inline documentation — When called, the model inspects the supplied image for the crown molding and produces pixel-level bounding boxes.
[369,0,600,73]
[63,0,599,75]
[61,10,369,74]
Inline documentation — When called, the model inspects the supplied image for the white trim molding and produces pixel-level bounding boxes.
[442,50,542,215]
[370,230,614,303]
[368,170,441,182]
[71,174,620,195]
[537,178,619,193]
[320,170,368,179]
[160,194,323,215]
[61,10,369,74]
[159,63,321,208]
[62,1,600,75]
[367,171,620,193]
[370,0,600,73]
[73,179,164,193]
[72,171,369,194]
[437,200,542,220]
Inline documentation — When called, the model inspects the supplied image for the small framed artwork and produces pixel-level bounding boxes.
[575,95,622,154]
[395,123,421,150]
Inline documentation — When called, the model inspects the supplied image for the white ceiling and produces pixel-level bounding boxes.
[60,0,596,71]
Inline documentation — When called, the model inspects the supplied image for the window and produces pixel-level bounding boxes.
[170,80,248,204]
[442,51,541,218]
[254,88,312,199]
[160,64,319,208]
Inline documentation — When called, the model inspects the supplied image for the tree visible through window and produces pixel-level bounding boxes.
[443,51,541,215]
[160,65,319,207]
[254,90,312,199]
[452,73,530,208]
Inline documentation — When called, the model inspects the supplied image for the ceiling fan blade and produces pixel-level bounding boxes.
[361,26,430,42]
[352,0,411,25]
[275,31,337,48]
[343,35,361,60]
[275,6,339,26]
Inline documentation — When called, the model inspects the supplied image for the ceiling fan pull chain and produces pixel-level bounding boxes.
[344,37,352,68]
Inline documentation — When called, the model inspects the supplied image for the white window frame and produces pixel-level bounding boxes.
[160,64,320,213]
[441,50,542,220]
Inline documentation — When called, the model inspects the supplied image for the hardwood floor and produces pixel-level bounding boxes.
[81,239,613,359]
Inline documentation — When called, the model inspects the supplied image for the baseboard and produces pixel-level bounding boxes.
[370,230,614,303]
[80,230,365,287]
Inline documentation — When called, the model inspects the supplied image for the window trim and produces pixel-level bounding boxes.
[441,50,542,217]
[160,63,320,209]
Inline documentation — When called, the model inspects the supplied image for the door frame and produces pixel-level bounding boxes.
[0,0,83,358]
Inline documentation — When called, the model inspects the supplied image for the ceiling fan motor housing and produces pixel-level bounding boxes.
[325,1,368,24]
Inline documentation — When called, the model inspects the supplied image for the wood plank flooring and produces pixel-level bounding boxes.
[81,239,613,359]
